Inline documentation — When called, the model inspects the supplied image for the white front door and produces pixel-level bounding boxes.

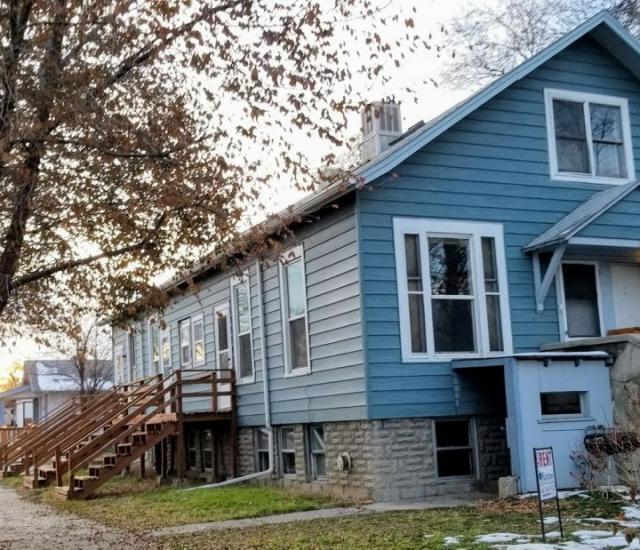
[612,264,640,329]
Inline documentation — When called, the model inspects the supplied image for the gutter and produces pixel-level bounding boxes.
[190,260,274,489]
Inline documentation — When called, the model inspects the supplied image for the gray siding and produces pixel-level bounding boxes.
[113,199,366,426]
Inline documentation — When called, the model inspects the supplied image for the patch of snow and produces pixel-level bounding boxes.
[541,516,559,525]
[572,530,616,539]
[443,535,460,546]
[624,506,640,520]
[557,490,588,499]
[476,533,526,543]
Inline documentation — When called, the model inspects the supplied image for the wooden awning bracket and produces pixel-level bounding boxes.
[532,245,566,313]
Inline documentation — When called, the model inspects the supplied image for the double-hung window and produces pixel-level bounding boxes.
[256,427,270,471]
[434,419,476,478]
[160,327,172,376]
[545,89,635,184]
[192,314,205,366]
[280,245,310,375]
[148,319,160,375]
[179,318,192,368]
[394,218,511,361]
[231,275,254,382]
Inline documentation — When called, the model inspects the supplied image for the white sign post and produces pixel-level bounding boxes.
[533,447,563,542]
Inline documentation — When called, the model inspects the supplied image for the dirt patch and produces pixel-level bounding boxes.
[0,486,157,550]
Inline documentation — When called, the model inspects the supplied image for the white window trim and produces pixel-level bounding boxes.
[179,318,193,369]
[231,274,255,384]
[160,326,172,374]
[279,244,311,377]
[214,302,232,371]
[433,418,479,481]
[555,260,604,342]
[544,88,635,185]
[394,217,513,362]
[126,327,138,382]
[191,312,206,367]
[279,426,297,477]
[539,391,589,422]
[147,318,161,376]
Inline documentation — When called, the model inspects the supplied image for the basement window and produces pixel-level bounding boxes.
[307,425,327,480]
[202,429,214,471]
[540,391,585,417]
[279,427,297,476]
[434,419,476,478]
[256,428,270,471]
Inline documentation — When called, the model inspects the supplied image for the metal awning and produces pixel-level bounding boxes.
[523,180,640,312]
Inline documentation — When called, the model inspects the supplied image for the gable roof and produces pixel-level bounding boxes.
[523,180,640,253]
[145,11,640,297]
[22,360,113,393]
[356,10,640,184]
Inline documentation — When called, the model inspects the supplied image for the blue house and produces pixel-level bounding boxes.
[112,11,640,499]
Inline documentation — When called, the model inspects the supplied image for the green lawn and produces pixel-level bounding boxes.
[163,493,629,549]
[33,477,343,531]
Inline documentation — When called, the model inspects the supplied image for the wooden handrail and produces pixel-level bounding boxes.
[8,391,117,469]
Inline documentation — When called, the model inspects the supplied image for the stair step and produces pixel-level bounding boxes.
[132,432,147,445]
[88,465,103,477]
[116,443,132,456]
[102,453,117,467]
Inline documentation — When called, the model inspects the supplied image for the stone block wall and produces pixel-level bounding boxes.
[235,415,509,501]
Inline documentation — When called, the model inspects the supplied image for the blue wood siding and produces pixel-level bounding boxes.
[358,36,640,420]
[113,199,366,426]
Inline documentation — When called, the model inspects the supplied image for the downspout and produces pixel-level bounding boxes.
[191,260,273,489]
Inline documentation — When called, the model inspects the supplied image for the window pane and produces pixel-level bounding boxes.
[313,453,327,478]
[235,284,251,334]
[404,234,422,291]
[432,299,475,352]
[540,392,582,415]
[481,237,499,293]
[437,449,473,477]
[217,311,229,350]
[289,317,309,369]
[162,335,171,365]
[429,237,471,296]
[202,430,214,470]
[194,341,205,364]
[553,99,586,139]
[282,451,296,474]
[435,420,470,447]
[310,426,325,452]
[594,142,626,178]
[180,321,191,365]
[194,321,204,363]
[486,294,504,352]
[556,138,590,174]
[257,428,269,450]
[408,294,426,353]
[281,428,295,449]
[286,260,306,318]
[239,333,253,378]
[562,264,600,338]
[553,99,590,174]
[590,103,623,142]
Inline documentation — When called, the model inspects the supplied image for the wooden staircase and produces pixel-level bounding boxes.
[2,368,236,500]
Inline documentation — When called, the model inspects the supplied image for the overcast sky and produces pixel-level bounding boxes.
[0,0,479,380]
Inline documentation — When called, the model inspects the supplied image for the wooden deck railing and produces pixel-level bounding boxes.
[0,427,23,446]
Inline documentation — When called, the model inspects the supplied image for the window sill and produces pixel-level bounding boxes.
[401,351,511,363]
[236,377,256,385]
[550,173,634,186]
[435,475,477,482]
[284,367,311,378]
[538,416,595,424]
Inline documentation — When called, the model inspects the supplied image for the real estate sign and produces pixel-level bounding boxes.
[534,447,557,501]
[533,447,563,542]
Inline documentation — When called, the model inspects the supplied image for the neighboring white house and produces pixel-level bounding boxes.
[0,360,113,427]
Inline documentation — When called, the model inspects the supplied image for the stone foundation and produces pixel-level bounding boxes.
[237,415,510,501]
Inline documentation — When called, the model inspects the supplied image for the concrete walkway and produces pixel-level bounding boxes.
[0,485,156,550]
[150,491,490,538]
